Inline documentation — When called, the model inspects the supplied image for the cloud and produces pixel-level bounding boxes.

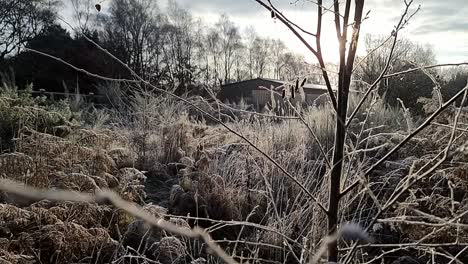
[175,0,317,15]
[168,0,468,63]
[413,19,468,35]
[409,0,468,35]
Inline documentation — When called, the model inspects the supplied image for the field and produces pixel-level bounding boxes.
[1,78,467,264]
[1,0,468,263]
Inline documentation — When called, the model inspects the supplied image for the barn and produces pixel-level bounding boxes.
[218,78,331,111]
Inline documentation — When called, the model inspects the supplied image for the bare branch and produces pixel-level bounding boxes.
[315,0,339,111]
[383,62,468,78]
[253,0,338,111]
[341,80,468,198]
[254,0,318,56]
[0,179,239,264]
[286,99,332,169]
[291,0,345,18]
[367,81,467,181]
[346,1,420,127]
[352,35,393,73]
[27,34,330,216]
[267,0,317,37]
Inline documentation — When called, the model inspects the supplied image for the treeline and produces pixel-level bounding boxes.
[0,0,320,96]
[355,35,468,115]
[0,0,467,114]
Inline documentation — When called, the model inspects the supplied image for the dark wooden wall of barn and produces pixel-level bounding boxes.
[218,79,282,104]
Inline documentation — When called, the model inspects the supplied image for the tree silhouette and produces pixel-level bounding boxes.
[0,0,58,61]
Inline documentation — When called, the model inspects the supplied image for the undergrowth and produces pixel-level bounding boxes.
[1,81,467,264]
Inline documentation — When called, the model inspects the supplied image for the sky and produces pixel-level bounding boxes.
[171,0,468,64]
[60,0,468,64]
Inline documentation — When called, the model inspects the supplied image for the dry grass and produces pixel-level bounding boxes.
[1,83,468,264]
[119,92,409,262]
[0,90,153,262]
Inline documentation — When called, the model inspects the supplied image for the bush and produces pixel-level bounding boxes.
[0,82,72,150]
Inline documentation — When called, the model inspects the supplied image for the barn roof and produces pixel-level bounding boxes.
[221,78,364,94]
[221,78,331,91]
[220,78,281,88]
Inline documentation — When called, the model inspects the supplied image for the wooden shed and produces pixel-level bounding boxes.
[218,78,331,111]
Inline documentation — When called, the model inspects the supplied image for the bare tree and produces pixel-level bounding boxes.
[254,0,394,261]
[244,26,257,79]
[233,41,247,82]
[357,34,436,84]
[69,0,93,32]
[216,14,242,84]
[281,52,308,80]
[252,36,271,78]
[0,0,57,61]
[356,35,438,114]
[100,0,163,80]
[206,28,222,86]
[271,39,287,79]
[160,0,199,91]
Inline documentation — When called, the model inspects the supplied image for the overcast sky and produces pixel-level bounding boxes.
[61,0,468,64]
[171,0,468,64]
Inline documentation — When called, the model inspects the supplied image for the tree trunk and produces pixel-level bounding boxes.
[327,0,365,262]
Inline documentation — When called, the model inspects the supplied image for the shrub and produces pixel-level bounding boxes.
[0,82,72,150]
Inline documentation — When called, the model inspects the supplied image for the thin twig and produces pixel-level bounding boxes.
[346,1,420,127]
[24,48,138,83]
[286,99,332,169]
[341,81,468,198]
[268,0,317,37]
[81,35,330,215]
[253,0,338,111]
[342,81,468,264]
[0,179,239,264]
[383,63,468,78]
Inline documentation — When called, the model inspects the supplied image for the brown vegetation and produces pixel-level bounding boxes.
[1,1,468,263]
